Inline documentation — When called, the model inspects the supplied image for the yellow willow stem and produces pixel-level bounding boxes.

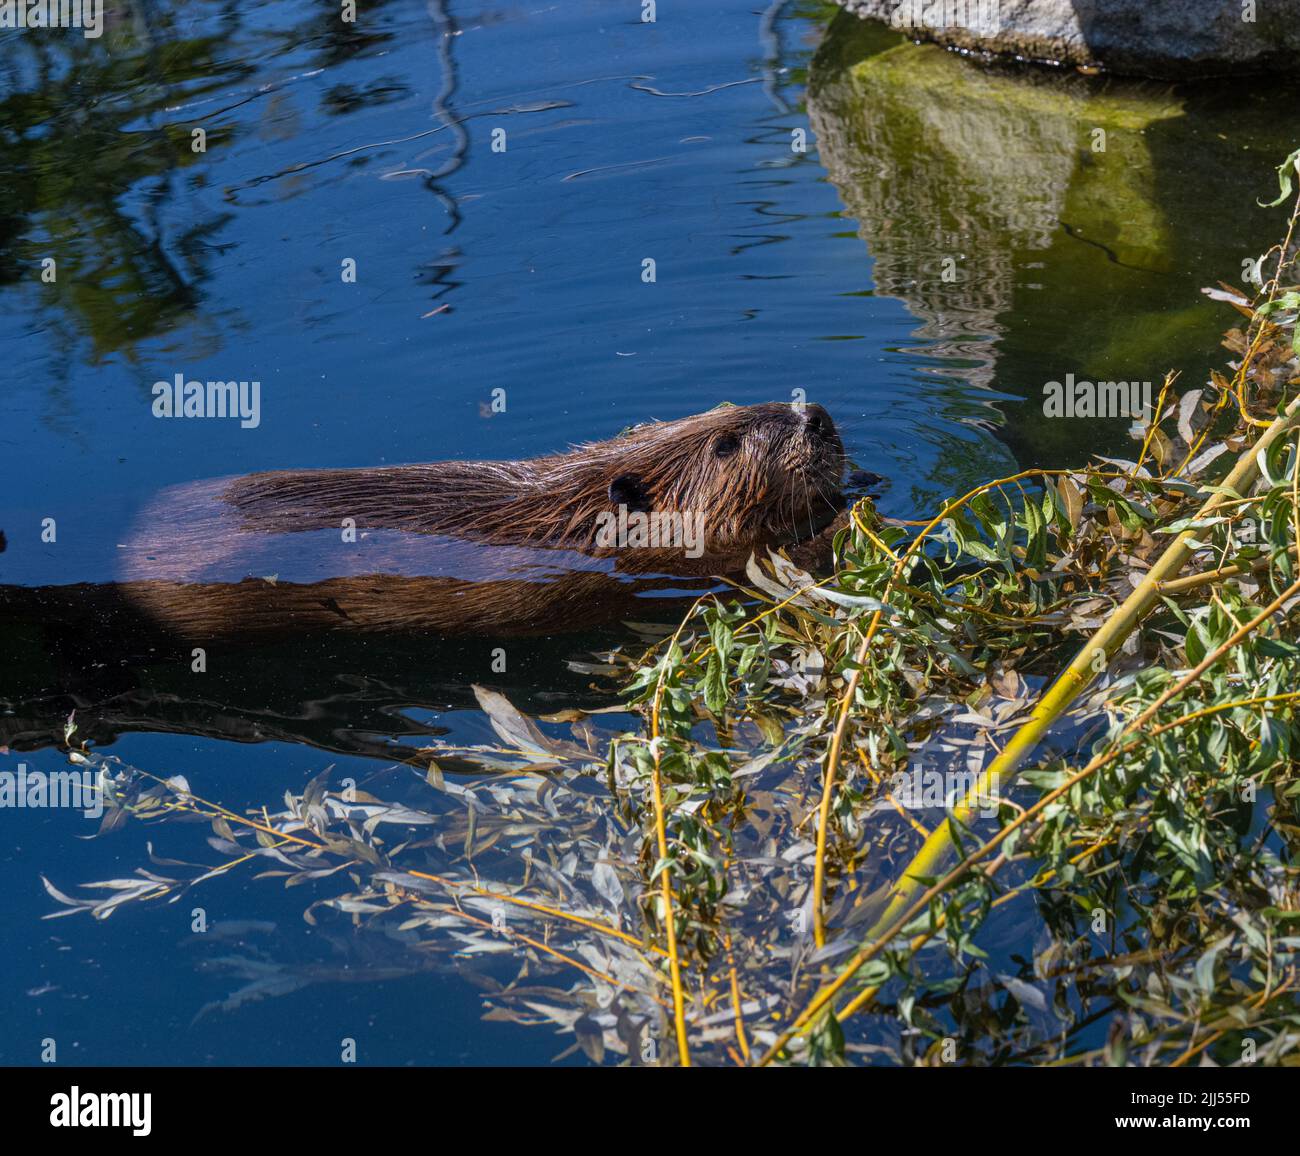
[650,737,691,1066]
[444,906,671,1010]
[810,580,891,946]
[758,412,1300,1064]
[401,867,662,955]
[830,683,1300,1026]
[859,394,1300,946]
[841,693,1300,1028]
[1169,977,1294,1068]
[723,926,751,1064]
[118,761,656,958]
[86,772,671,1000]
[1231,191,1300,429]
[1157,544,1298,596]
[809,467,1074,946]
[647,606,704,1068]
[762,575,1300,1062]
[1132,371,1177,477]
[814,685,1300,1031]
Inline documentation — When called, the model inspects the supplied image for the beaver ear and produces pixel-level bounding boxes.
[608,473,652,514]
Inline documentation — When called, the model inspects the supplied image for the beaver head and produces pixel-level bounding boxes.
[577,401,845,557]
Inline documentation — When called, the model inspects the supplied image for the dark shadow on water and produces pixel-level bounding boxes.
[0,585,657,770]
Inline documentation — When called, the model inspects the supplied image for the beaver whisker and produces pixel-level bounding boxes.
[802,475,815,542]
[810,471,839,524]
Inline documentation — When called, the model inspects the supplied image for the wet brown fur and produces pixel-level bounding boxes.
[220,402,844,557]
[111,402,846,639]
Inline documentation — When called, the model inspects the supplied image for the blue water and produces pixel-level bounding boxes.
[2,0,1292,1064]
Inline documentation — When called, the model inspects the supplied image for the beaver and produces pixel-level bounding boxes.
[72,402,847,640]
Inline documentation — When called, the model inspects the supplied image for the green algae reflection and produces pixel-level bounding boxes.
[807,12,1300,468]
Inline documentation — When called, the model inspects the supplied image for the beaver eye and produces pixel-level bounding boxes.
[713,434,740,459]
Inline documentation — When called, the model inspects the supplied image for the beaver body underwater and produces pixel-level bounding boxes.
[21,403,848,641]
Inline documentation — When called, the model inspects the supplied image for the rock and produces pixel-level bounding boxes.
[831,0,1300,78]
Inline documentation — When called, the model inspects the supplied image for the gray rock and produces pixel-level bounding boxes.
[832,0,1300,77]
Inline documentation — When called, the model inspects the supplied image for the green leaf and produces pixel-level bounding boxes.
[1260,147,1300,208]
